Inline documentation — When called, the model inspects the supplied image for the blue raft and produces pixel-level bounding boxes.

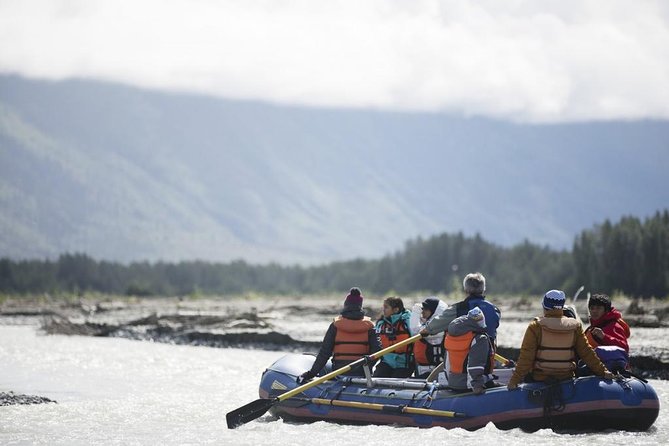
[259,353,660,432]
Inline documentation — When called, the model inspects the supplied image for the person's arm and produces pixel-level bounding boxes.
[574,325,610,377]
[446,315,470,336]
[493,305,501,330]
[508,322,539,388]
[424,306,457,335]
[307,323,337,376]
[368,328,382,354]
[364,328,382,369]
[599,323,630,351]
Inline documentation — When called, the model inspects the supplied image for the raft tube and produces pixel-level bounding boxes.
[258,353,660,432]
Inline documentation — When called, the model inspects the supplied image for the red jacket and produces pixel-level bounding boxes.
[585,308,631,353]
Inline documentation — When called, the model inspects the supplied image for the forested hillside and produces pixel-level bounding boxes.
[2,211,667,298]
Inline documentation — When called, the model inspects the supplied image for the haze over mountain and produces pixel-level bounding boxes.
[1,75,668,264]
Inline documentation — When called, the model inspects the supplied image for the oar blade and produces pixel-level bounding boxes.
[226,398,275,429]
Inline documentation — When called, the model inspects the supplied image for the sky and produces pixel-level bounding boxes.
[1,0,669,123]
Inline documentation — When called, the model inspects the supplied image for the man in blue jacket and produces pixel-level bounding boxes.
[420,272,501,345]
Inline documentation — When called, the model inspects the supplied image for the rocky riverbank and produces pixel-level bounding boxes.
[3,295,669,380]
[0,391,56,406]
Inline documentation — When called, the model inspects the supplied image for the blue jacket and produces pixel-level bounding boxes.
[455,295,501,341]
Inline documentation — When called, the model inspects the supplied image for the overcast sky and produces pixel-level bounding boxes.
[1,0,668,123]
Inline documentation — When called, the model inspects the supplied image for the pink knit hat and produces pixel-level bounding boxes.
[344,287,363,307]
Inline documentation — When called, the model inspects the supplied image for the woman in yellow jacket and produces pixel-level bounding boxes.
[508,290,613,390]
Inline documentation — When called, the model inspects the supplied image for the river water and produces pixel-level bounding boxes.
[1,325,667,445]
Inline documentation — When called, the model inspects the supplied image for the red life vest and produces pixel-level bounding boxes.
[332,316,374,361]
[414,335,445,366]
[377,318,411,353]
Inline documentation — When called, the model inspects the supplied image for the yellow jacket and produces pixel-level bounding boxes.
[508,309,608,387]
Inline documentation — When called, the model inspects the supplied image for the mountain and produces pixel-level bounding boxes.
[1,74,668,264]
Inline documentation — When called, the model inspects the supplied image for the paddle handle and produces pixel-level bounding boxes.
[278,333,423,402]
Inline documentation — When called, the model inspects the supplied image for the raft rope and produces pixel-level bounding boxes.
[529,379,577,421]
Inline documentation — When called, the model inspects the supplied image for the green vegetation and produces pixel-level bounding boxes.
[1,211,668,298]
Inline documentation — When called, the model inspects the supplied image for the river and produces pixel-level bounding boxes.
[0,325,667,445]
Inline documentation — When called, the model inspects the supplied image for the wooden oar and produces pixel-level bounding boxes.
[226,333,423,429]
[305,397,466,418]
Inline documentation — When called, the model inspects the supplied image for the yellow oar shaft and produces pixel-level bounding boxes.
[494,352,512,366]
[311,398,464,418]
[277,333,423,402]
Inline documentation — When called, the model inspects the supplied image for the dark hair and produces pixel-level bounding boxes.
[349,287,361,297]
[384,297,405,312]
[563,306,577,319]
[588,293,612,312]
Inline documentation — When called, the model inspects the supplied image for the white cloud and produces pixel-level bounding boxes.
[1,0,668,122]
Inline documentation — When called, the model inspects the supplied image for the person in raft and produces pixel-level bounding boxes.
[409,297,449,379]
[373,297,413,378]
[444,307,495,395]
[583,293,631,372]
[419,272,501,348]
[298,287,381,383]
[507,290,614,390]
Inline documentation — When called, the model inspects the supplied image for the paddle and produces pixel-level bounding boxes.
[301,397,466,418]
[572,285,585,304]
[226,333,423,429]
[426,351,515,381]
[494,352,514,367]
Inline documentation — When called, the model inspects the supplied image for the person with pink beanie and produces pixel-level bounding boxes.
[298,288,381,382]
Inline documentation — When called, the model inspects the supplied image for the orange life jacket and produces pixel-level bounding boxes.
[377,318,411,353]
[535,316,580,372]
[332,316,374,361]
[414,335,445,366]
[444,332,494,374]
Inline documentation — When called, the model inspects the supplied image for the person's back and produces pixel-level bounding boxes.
[508,290,613,390]
[298,288,381,382]
[419,272,500,342]
[444,307,493,395]
[455,272,501,342]
[332,309,375,370]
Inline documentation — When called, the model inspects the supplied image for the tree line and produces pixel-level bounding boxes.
[1,210,668,298]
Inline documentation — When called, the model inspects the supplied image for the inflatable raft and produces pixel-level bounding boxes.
[258,353,660,432]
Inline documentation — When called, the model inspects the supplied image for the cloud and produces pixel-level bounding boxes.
[1,0,668,122]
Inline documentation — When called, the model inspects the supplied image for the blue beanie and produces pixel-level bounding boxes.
[467,307,486,328]
[543,290,566,310]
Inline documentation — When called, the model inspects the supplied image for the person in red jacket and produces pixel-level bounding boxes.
[585,293,631,353]
[583,293,631,372]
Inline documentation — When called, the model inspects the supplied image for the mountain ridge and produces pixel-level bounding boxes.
[1,74,668,264]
